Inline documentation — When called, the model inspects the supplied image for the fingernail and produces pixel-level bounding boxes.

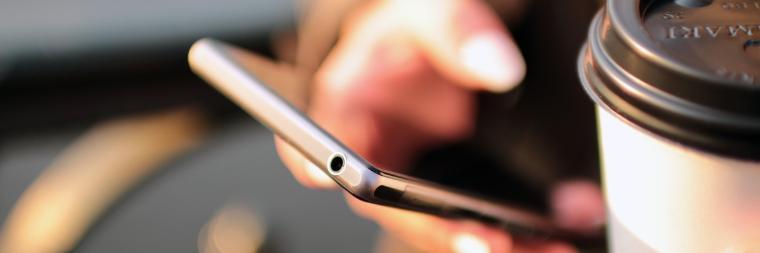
[304,160,335,187]
[452,233,491,253]
[459,32,525,92]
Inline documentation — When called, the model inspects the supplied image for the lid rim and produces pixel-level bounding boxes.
[579,9,760,161]
[580,45,760,161]
[588,14,760,131]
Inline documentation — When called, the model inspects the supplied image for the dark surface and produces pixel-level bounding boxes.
[0,116,378,253]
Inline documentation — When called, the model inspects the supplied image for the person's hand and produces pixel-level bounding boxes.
[275,0,605,252]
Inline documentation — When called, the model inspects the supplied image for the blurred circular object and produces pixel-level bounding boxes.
[198,203,267,253]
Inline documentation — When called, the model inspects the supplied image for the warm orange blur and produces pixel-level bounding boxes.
[0,108,207,253]
[198,203,266,253]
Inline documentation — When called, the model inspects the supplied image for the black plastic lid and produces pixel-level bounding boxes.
[579,0,760,160]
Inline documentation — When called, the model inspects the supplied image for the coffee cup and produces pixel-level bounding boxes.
[578,0,760,252]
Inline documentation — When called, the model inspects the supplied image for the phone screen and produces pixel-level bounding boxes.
[410,143,549,216]
[405,89,599,217]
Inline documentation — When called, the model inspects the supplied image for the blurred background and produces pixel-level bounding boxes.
[0,0,381,252]
[0,0,605,252]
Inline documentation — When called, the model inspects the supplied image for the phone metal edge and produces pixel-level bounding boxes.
[189,38,378,195]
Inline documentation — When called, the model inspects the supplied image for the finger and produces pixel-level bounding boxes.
[345,195,512,253]
[312,35,472,170]
[389,0,526,92]
[330,0,525,93]
[550,180,606,233]
[334,43,475,142]
[311,1,485,169]
[273,136,336,189]
[314,45,475,168]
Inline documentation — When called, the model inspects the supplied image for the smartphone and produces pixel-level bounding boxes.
[188,38,566,240]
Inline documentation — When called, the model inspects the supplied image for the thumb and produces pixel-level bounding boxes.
[392,0,526,92]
